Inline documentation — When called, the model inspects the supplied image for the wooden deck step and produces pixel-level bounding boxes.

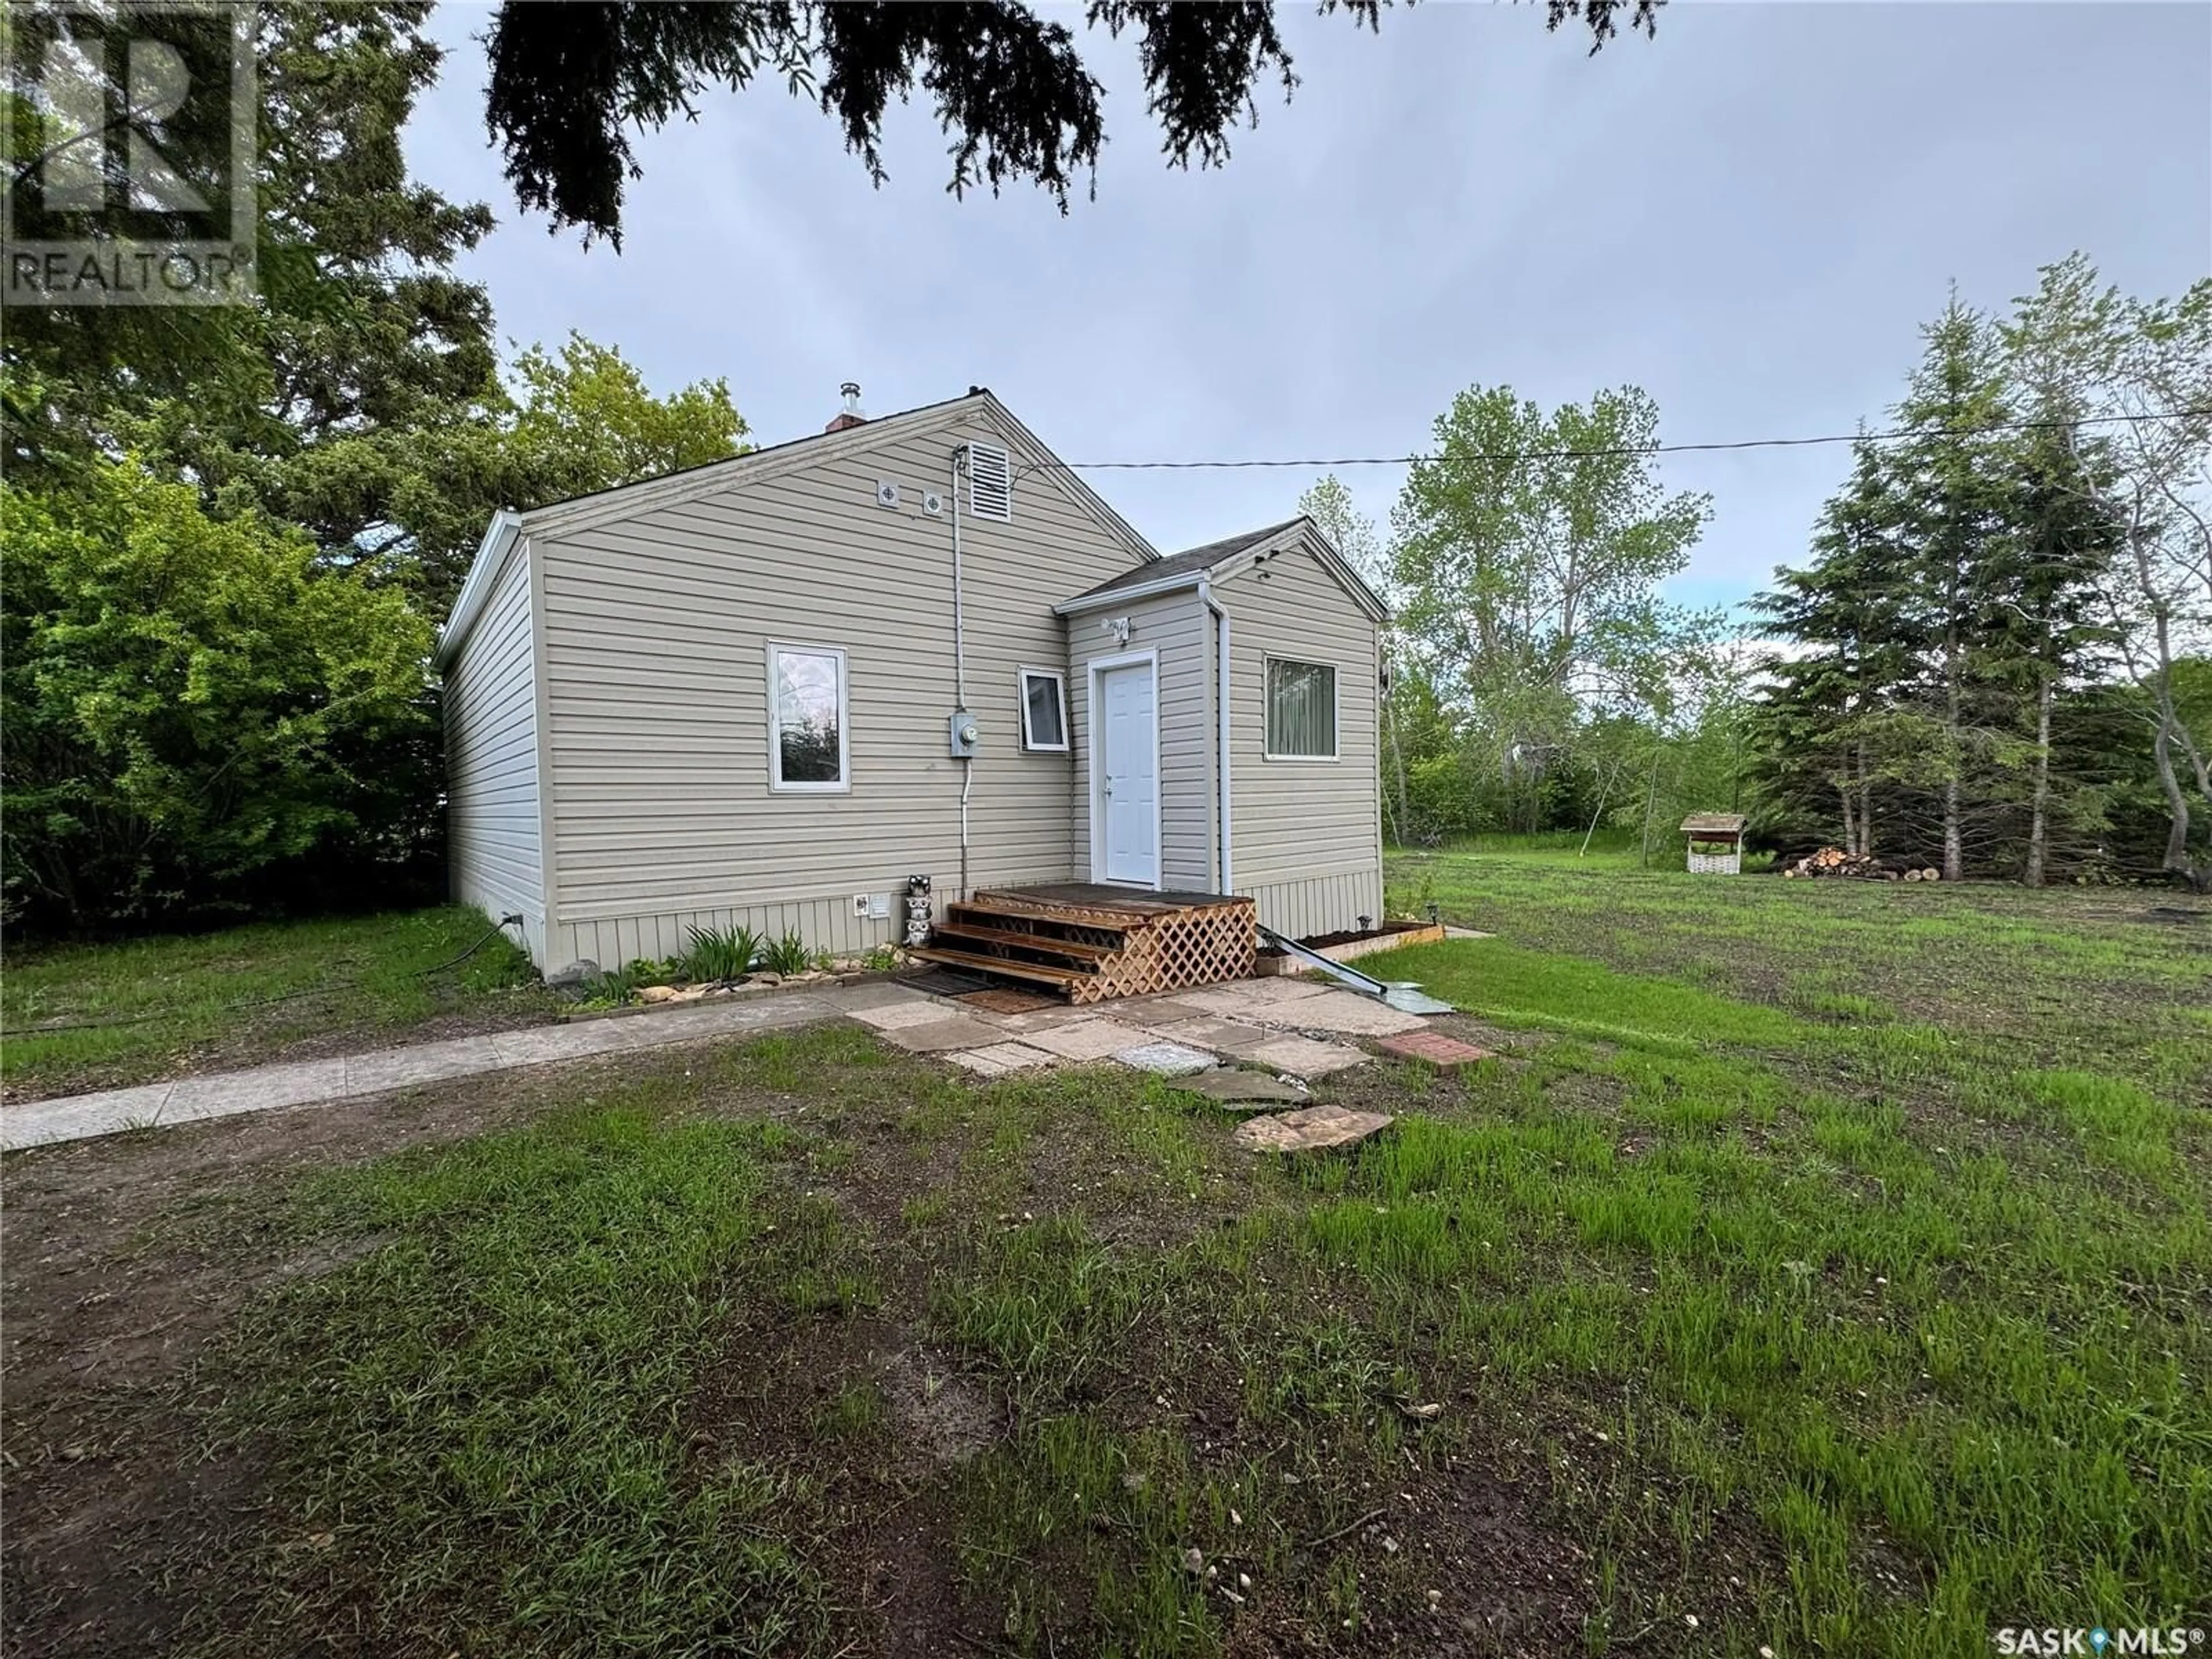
[925,884,1256,1006]
[929,919,1116,962]
[950,896,1142,933]
[904,946,1093,989]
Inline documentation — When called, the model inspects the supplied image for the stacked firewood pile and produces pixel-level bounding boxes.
[1781,847,1942,882]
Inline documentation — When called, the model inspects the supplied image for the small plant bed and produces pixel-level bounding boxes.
[1255,918,1446,973]
[567,924,906,1013]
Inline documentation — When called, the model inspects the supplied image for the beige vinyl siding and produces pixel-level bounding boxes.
[443,540,548,962]
[1221,547,1384,936]
[1066,588,1215,891]
[558,895,906,972]
[535,408,1145,962]
[1243,869,1384,941]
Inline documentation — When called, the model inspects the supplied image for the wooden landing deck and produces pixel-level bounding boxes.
[910,884,1257,1004]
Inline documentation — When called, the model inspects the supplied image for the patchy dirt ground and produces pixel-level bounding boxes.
[6,899,2205,1659]
[1,1027,1675,1659]
[1,1069,589,1656]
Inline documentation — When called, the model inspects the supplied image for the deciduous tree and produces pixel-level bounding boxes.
[2001,254,2212,889]
[1390,384,1713,832]
[2,463,437,930]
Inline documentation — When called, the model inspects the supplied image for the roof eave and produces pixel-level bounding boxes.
[1052,569,1207,615]
[434,509,525,669]
[1207,521,1393,624]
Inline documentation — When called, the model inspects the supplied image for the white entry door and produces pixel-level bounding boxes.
[1095,657,1160,887]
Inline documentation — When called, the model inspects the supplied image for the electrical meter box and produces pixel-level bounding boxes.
[948,711,980,759]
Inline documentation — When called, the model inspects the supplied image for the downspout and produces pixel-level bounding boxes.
[951,446,973,899]
[1199,576,1233,893]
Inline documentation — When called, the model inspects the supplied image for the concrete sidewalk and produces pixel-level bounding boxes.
[1,984,893,1153]
[2,972,1444,1154]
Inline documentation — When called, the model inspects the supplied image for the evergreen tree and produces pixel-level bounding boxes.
[1984,421,2125,882]
[3,3,497,492]
[1753,286,2131,883]
[1884,296,2017,880]
[1751,440,1927,856]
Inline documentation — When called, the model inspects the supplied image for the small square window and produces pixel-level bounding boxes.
[1019,668,1068,752]
[769,643,849,791]
[1265,658,1338,760]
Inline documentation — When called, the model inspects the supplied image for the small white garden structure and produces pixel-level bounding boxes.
[1681,813,1748,875]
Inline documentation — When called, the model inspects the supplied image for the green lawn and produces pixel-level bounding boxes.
[4,859,2206,1658]
[0,906,556,1100]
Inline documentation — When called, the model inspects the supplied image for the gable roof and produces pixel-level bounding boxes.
[438,390,1159,667]
[1054,516,1390,622]
[1067,518,1306,603]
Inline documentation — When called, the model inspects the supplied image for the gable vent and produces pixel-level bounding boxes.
[965,442,1012,522]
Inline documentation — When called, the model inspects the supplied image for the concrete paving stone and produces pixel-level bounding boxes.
[1020,1018,1153,1061]
[1442,926,1494,939]
[654,994,831,1037]
[1173,980,1332,1020]
[1111,995,1207,1024]
[1167,985,1277,1019]
[1234,1104,1393,1154]
[1235,977,1336,1006]
[1245,1036,1372,1078]
[1,1084,177,1151]
[163,1058,348,1125]
[344,1036,503,1096]
[835,980,935,1012]
[1275,990,1429,1037]
[1374,1030,1498,1069]
[947,1041,1058,1077]
[976,1003,1093,1033]
[1137,1017,1272,1059]
[848,998,962,1032]
[488,1022,647,1066]
[1165,1068,1309,1106]
[1112,1041,1217,1077]
[878,1016,1005,1054]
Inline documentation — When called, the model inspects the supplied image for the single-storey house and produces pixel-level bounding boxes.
[436,387,1388,975]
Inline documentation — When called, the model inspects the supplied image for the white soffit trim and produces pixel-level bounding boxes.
[1056,521,1391,623]
[435,510,524,669]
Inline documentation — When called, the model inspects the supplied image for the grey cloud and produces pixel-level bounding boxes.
[406,1,2210,607]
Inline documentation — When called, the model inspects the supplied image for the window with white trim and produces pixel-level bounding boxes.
[768,643,849,790]
[1019,668,1068,752]
[1264,657,1338,759]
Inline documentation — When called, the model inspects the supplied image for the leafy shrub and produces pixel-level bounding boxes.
[2,460,437,930]
[681,924,759,983]
[759,930,812,976]
[624,957,678,985]
[861,946,899,972]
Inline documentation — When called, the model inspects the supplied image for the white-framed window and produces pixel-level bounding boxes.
[1018,667,1068,752]
[767,642,849,791]
[1264,657,1338,760]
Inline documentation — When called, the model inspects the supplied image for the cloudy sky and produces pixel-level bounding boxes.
[404,2,2210,615]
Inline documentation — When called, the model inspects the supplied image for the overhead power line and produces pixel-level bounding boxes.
[1027,406,2211,474]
